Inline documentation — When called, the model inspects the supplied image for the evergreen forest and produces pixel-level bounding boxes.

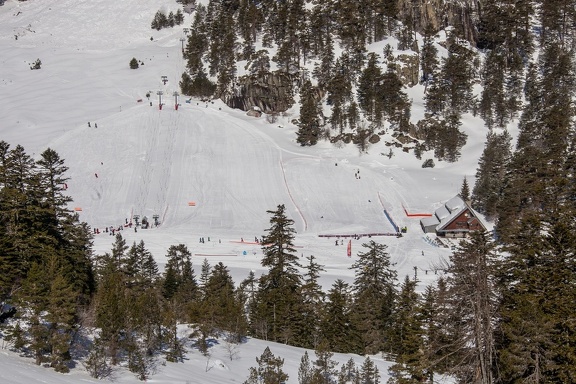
[2,0,576,383]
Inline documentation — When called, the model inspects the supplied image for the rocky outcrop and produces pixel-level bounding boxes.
[223,71,296,113]
[397,0,480,44]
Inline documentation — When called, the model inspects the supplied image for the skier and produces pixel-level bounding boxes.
[95,173,98,178]
[88,122,91,127]
[95,123,98,128]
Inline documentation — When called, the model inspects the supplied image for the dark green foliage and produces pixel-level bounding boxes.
[326,58,352,133]
[129,57,139,69]
[185,29,209,75]
[440,232,497,383]
[472,130,512,221]
[94,267,126,365]
[4,321,26,350]
[250,204,304,345]
[46,273,78,372]
[350,240,397,354]
[357,53,384,124]
[174,9,184,25]
[311,340,339,383]
[297,255,326,349]
[337,358,358,384]
[387,276,427,383]
[459,177,470,202]
[496,214,576,382]
[297,80,322,146]
[425,36,476,118]
[478,51,506,129]
[162,244,198,320]
[539,0,576,45]
[247,50,271,75]
[0,143,93,371]
[320,279,358,354]
[380,65,410,128]
[150,8,182,31]
[359,357,380,384]
[237,0,264,59]
[497,42,574,242]
[420,25,439,86]
[417,114,467,162]
[298,351,313,384]
[201,261,247,340]
[151,10,168,30]
[84,337,111,379]
[421,157,434,169]
[244,346,288,384]
[180,70,216,98]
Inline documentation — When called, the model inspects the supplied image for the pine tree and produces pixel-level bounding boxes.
[313,33,335,89]
[251,204,304,344]
[162,244,198,321]
[420,25,439,88]
[298,254,325,348]
[441,231,498,383]
[311,340,339,384]
[496,211,576,382]
[479,50,508,129]
[202,261,246,340]
[163,304,186,363]
[46,272,78,372]
[472,130,512,221]
[357,53,384,124]
[320,279,358,354]
[350,240,397,354]
[84,337,111,379]
[299,351,314,384]
[244,346,289,384]
[16,261,51,364]
[337,358,358,384]
[326,59,353,133]
[297,80,322,146]
[379,64,410,127]
[497,42,574,242]
[460,177,470,202]
[359,357,380,384]
[387,276,427,384]
[94,267,126,365]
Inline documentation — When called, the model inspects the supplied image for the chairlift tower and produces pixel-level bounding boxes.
[180,37,186,57]
[173,91,179,110]
[161,75,168,85]
[156,90,163,110]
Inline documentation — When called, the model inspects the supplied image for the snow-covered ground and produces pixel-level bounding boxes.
[0,0,488,382]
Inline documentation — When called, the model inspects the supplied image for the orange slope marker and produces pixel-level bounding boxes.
[402,205,432,217]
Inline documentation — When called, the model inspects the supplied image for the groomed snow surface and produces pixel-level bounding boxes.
[0,0,488,382]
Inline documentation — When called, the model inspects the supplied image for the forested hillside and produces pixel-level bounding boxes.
[1,0,576,383]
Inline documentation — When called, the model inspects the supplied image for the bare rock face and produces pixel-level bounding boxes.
[397,0,480,44]
[223,71,295,113]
